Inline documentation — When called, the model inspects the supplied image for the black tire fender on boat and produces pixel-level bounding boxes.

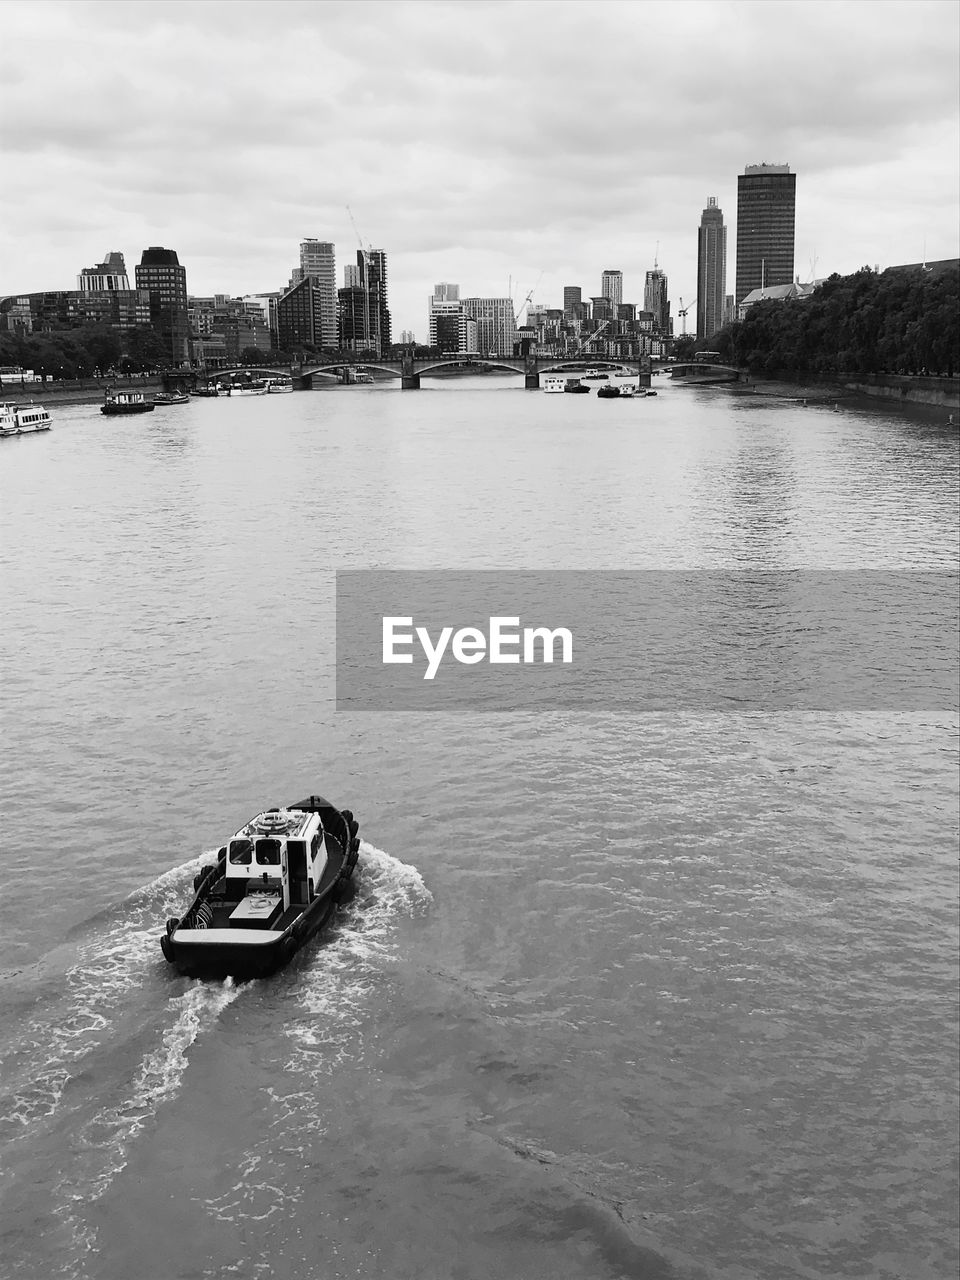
[334,877,357,907]
[350,835,360,855]
[165,917,180,937]
[160,933,174,962]
[279,934,298,965]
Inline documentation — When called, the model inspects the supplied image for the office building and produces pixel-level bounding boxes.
[696,197,727,339]
[134,247,189,364]
[289,240,337,348]
[735,163,796,304]
[78,251,130,293]
[460,297,517,356]
[563,286,582,319]
[277,275,327,352]
[600,270,623,308]
[428,283,462,352]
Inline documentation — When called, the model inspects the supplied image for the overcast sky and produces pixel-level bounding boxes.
[1,0,958,339]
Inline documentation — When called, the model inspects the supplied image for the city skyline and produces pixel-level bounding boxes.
[1,0,958,339]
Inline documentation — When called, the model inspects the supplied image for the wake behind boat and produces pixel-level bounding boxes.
[160,795,361,979]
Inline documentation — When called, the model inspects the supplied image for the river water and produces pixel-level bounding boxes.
[0,374,957,1280]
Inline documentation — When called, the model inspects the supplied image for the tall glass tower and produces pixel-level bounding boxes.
[696,197,727,339]
[735,164,796,304]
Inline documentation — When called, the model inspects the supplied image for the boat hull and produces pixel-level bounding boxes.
[162,892,346,980]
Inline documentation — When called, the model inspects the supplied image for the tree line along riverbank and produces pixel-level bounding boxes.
[680,263,959,397]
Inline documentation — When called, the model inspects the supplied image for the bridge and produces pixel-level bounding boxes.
[188,354,652,391]
[668,362,749,384]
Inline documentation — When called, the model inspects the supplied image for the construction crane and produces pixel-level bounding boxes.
[512,271,543,327]
[346,205,372,262]
[677,297,696,336]
[574,318,611,356]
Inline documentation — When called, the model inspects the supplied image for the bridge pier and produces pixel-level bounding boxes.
[524,354,540,389]
[400,353,420,390]
[295,373,312,390]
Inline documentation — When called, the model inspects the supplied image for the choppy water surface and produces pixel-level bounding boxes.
[1,377,957,1280]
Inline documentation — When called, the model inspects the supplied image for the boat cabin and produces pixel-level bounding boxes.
[225,808,327,916]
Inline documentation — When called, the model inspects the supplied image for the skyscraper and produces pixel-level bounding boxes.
[735,163,796,304]
[365,249,391,353]
[644,267,670,336]
[563,286,581,319]
[600,270,623,308]
[339,251,391,355]
[696,197,727,339]
[135,247,189,364]
[290,240,337,348]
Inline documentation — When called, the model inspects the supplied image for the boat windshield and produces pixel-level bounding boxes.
[229,838,253,864]
[255,838,281,865]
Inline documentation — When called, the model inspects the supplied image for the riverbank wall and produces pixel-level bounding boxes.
[840,373,958,409]
[0,378,163,409]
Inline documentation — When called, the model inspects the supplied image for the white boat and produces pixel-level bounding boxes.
[542,375,566,393]
[230,381,268,396]
[353,369,375,384]
[160,795,361,980]
[265,378,294,394]
[0,402,52,435]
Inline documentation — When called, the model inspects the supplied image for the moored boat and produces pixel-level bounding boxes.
[563,378,591,394]
[542,375,566,393]
[229,380,268,396]
[596,384,621,399]
[153,391,190,405]
[0,402,52,435]
[101,390,155,415]
[192,385,220,397]
[265,377,294,394]
[159,795,361,980]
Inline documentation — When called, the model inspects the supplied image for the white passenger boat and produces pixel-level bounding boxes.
[265,378,294,394]
[542,375,566,393]
[160,795,361,980]
[229,381,268,396]
[0,402,52,435]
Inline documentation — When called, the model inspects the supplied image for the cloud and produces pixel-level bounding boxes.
[1,0,957,335]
